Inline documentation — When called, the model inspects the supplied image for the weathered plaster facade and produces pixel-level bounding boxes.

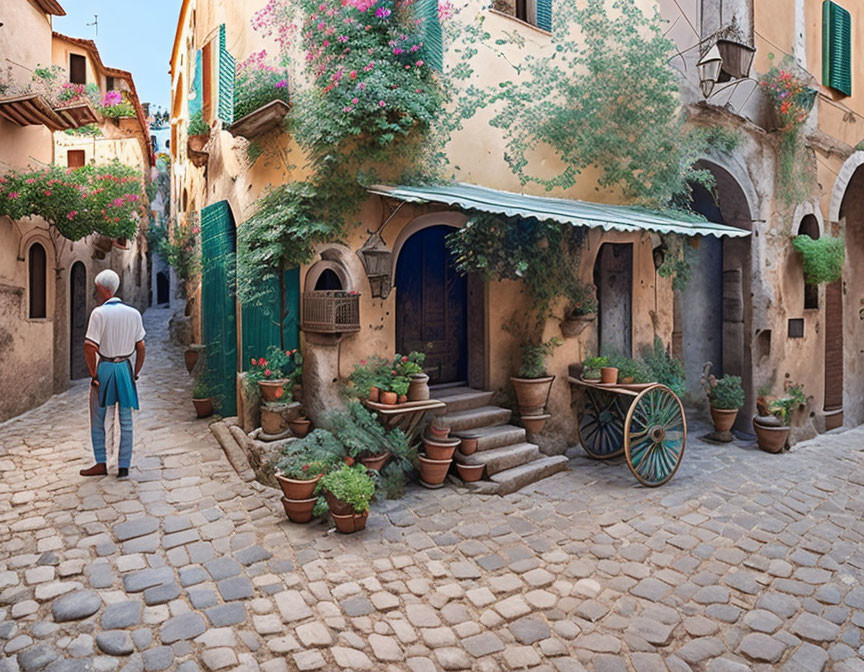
[171,0,864,449]
[0,0,153,422]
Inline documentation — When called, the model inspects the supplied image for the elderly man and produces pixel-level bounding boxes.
[79,269,146,479]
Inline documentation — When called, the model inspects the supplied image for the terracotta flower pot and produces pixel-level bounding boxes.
[753,419,789,454]
[331,510,369,534]
[113,237,129,250]
[560,313,596,339]
[288,418,311,438]
[261,407,286,435]
[184,349,199,374]
[428,424,451,440]
[188,133,208,152]
[324,492,355,516]
[398,394,408,404]
[620,376,635,385]
[276,473,322,500]
[600,367,619,384]
[281,497,316,524]
[418,455,452,486]
[407,373,430,401]
[423,437,460,461]
[456,463,485,483]
[710,406,739,434]
[511,376,555,415]
[368,386,380,402]
[359,451,391,471]
[259,380,288,403]
[192,398,213,418]
[459,438,479,455]
[380,391,398,406]
[521,413,550,434]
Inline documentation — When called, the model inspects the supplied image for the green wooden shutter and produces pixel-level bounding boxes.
[241,268,300,367]
[536,0,552,32]
[823,1,851,96]
[189,49,203,117]
[201,202,237,415]
[417,0,444,71]
[217,24,235,125]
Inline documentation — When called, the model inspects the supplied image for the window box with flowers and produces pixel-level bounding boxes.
[98,90,136,121]
[228,51,291,139]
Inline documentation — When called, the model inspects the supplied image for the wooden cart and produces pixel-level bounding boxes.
[568,377,687,487]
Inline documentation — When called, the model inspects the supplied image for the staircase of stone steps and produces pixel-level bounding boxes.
[433,386,568,495]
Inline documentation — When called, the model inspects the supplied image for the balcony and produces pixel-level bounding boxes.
[301,291,361,335]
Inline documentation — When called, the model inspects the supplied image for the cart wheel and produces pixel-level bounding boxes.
[623,385,686,487]
[578,387,627,459]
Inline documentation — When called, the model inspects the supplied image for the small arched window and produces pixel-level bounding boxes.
[798,215,820,310]
[314,268,343,291]
[28,243,47,319]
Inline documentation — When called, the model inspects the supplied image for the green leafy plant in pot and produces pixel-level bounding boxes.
[753,384,806,453]
[192,377,215,418]
[323,402,393,471]
[701,364,745,436]
[318,464,375,533]
[248,346,302,403]
[581,355,608,381]
[511,337,562,415]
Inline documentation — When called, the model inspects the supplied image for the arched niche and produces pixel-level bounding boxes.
[389,211,468,286]
[795,210,821,310]
[305,259,354,292]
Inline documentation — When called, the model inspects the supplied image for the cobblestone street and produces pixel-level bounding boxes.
[1,308,863,672]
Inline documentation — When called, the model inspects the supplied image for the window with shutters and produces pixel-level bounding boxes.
[217,24,235,125]
[70,54,86,84]
[28,243,47,320]
[823,0,851,96]
[416,0,444,71]
[491,0,551,31]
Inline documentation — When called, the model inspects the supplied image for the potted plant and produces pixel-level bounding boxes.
[184,344,203,374]
[423,435,460,461]
[511,338,562,416]
[324,402,393,471]
[560,297,598,339]
[521,414,550,434]
[348,356,389,402]
[428,417,451,440]
[701,364,745,435]
[458,435,478,455]
[187,111,211,152]
[261,400,292,435]
[272,429,344,522]
[192,378,214,418]
[581,356,608,381]
[248,346,302,403]
[456,463,485,483]
[394,352,429,401]
[318,464,375,533]
[607,354,650,385]
[753,385,806,453]
[417,454,452,488]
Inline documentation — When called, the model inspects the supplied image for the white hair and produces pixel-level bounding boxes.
[94,269,120,296]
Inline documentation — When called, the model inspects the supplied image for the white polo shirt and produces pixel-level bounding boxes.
[85,298,146,358]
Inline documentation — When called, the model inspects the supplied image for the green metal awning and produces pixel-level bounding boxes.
[368,182,750,238]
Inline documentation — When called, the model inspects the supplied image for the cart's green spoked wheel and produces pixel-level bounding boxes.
[578,387,628,459]
[623,385,687,486]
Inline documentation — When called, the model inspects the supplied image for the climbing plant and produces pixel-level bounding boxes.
[791,235,845,284]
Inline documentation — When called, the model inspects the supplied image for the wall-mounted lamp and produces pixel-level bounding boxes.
[697,44,723,98]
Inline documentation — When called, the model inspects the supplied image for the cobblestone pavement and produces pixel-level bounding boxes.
[2,308,864,672]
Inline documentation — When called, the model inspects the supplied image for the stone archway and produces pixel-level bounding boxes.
[679,159,754,427]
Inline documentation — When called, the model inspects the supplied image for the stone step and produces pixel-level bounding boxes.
[452,424,526,452]
[434,387,495,414]
[441,406,511,432]
[455,442,540,476]
[489,455,569,496]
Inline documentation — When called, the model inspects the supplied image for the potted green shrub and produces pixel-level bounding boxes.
[318,464,375,533]
[753,385,806,453]
[395,352,429,401]
[581,355,608,381]
[192,378,214,418]
[273,429,343,522]
[324,402,392,471]
[187,110,211,153]
[348,356,389,402]
[701,365,745,435]
[511,338,562,415]
[607,354,650,385]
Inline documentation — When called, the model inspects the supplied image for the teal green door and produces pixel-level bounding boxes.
[241,268,300,367]
[201,202,238,415]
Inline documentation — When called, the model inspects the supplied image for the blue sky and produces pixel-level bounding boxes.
[53,0,182,113]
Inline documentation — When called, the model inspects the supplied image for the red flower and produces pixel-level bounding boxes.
[392,370,397,375]
[274,387,283,399]
[260,358,268,366]
[345,456,355,466]
[401,356,408,363]
[302,464,310,471]
[360,359,367,365]
[264,369,272,377]
[251,358,258,366]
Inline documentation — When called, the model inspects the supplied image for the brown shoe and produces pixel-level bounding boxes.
[79,463,107,476]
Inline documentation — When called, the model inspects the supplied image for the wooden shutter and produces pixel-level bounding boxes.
[536,0,552,32]
[189,50,203,117]
[70,54,86,84]
[67,150,85,168]
[417,0,444,71]
[201,202,238,415]
[823,1,851,96]
[824,280,843,411]
[217,24,235,125]
[202,43,213,121]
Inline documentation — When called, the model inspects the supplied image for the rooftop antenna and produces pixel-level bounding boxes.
[86,15,98,37]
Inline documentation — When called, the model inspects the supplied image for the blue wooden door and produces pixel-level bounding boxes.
[201,202,237,415]
[241,268,300,367]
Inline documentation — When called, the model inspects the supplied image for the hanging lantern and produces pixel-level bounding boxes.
[356,231,392,299]
[697,44,723,98]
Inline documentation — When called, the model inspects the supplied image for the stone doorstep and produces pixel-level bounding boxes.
[440,406,512,432]
[455,443,540,476]
[451,424,527,451]
[434,387,496,414]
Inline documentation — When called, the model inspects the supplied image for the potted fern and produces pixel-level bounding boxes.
[702,364,745,435]
[318,464,375,533]
[323,402,392,471]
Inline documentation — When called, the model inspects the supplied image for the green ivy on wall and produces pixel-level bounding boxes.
[791,234,845,284]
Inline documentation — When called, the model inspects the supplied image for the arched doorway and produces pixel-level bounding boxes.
[593,243,633,356]
[797,214,820,310]
[156,271,170,305]
[679,160,753,426]
[396,225,467,385]
[70,261,89,380]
